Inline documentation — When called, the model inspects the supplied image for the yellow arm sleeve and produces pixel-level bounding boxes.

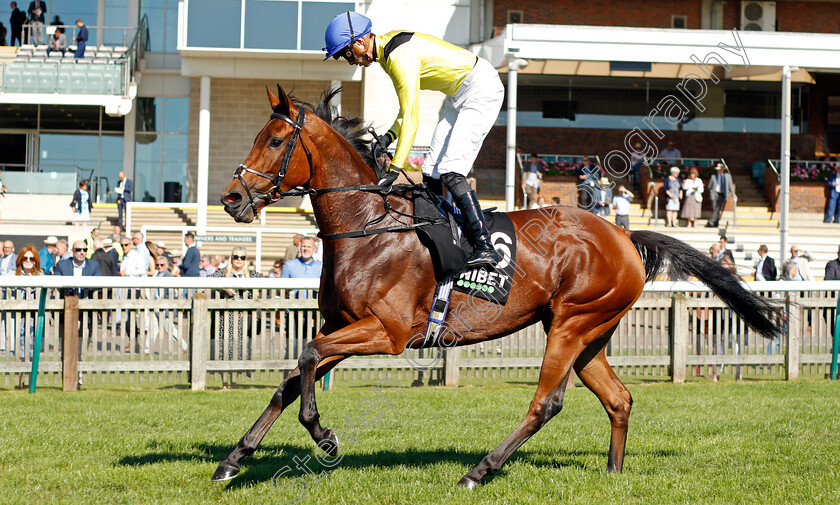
[387,58,421,169]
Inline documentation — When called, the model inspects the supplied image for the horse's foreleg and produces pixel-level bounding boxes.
[457,334,580,489]
[574,346,632,473]
[212,355,345,482]
[298,316,399,454]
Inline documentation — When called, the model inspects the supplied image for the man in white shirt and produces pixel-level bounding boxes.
[132,232,150,271]
[0,241,16,275]
[787,245,813,281]
[120,238,147,277]
[659,141,682,161]
[611,185,633,230]
[754,245,777,281]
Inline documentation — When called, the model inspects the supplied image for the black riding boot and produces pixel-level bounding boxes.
[423,174,444,197]
[453,191,500,269]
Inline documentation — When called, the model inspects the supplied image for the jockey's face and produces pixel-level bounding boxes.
[344,35,373,67]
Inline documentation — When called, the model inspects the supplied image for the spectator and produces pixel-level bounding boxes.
[179,232,200,277]
[787,245,813,281]
[90,238,115,276]
[213,254,226,271]
[611,185,633,230]
[551,196,561,205]
[70,180,92,223]
[54,240,102,288]
[0,21,6,45]
[211,247,264,388]
[85,227,98,259]
[717,236,735,263]
[45,27,66,57]
[147,255,186,354]
[312,236,324,263]
[110,227,124,262]
[284,234,303,262]
[664,166,682,227]
[102,239,120,274]
[576,156,599,210]
[13,244,42,388]
[659,141,681,161]
[629,141,644,185]
[119,237,146,278]
[825,246,840,280]
[530,195,548,209]
[754,245,777,281]
[73,18,87,59]
[38,235,57,275]
[155,241,173,265]
[132,232,150,271]
[144,241,158,277]
[0,240,16,275]
[593,177,612,217]
[680,167,703,228]
[706,163,736,228]
[521,153,544,209]
[198,255,216,277]
[269,258,284,278]
[115,171,132,232]
[56,239,70,261]
[819,149,836,167]
[280,237,322,361]
[26,0,45,46]
[10,2,25,47]
[826,164,840,224]
[780,260,800,281]
[709,243,720,260]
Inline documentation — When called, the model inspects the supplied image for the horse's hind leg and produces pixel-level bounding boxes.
[457,331,581,488]
[574,326,632,473]
[212,355,345,482]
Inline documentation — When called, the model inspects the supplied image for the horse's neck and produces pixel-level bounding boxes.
[309,135,385,237]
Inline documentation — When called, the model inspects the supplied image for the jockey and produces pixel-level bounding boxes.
[323,12,503,269]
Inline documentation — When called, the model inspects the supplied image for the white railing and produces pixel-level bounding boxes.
[1,278,838,390]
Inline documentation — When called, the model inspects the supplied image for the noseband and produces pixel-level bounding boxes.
[231,105,314,218]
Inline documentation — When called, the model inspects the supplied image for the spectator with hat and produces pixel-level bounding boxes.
[664,166,682,227]
[38,235,58,275]
[90,238,115,276]
[593,177,613,217]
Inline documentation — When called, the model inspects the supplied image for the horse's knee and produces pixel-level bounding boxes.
[298,345,320,370]
[606,390,632,425]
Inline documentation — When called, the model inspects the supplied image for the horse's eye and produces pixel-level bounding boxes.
[270,137,283,148]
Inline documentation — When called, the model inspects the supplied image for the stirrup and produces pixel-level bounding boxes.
[465,248,500,269]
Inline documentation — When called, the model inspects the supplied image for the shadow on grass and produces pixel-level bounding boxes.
[117,442,684,488]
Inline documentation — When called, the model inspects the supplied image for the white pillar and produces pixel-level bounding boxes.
[96,0,106,47]
[505,56,527,212]
[197,76,211,235]
[123,106,136,181]
[780,66,791,264]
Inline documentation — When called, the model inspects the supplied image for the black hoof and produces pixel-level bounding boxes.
[212,463,240,482]
[457,476,480,489]
[318,429,340,457]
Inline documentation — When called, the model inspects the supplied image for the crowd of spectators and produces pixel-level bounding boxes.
[3,2,88,58]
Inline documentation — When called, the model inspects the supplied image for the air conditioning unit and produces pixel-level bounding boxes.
[741,1,776,31]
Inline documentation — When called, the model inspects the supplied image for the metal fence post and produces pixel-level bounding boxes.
[62,295,79,392]
[191,293,208,391]
[785,293,800,380]
[670,294,688,383]
[654,196,659,225]
[444,347,460,387]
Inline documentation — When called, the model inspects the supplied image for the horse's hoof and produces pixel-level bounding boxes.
[212,463,240,482]
[318,429,340,457]
[457,476,480,489]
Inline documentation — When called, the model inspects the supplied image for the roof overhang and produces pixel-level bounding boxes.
[471,24,840,81]
[0,93,134,116]
[177,48,362,81]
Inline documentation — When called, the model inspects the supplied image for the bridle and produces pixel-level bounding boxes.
[231,105,314,220]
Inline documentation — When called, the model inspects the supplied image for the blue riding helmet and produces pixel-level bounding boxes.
[323,11,372,61]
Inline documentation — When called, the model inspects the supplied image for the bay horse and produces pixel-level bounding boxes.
[216,86,778,488]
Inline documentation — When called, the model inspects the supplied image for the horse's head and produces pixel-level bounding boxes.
[221,85,314,223]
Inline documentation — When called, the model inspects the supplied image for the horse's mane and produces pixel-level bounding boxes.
[289,87,378,171]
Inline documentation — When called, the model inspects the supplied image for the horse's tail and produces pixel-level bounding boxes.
[629,230,780,340]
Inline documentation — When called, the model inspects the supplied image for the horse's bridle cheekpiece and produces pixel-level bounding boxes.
[231,105,314,219]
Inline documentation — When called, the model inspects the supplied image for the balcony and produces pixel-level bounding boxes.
[0,19,148,116]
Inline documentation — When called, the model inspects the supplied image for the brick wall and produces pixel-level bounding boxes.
[187,78,362,204]
[493,0,840,32]
[764,170,831,213]
[476,126,816,176]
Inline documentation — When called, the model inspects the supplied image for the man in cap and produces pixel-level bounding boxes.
[593,177,613,217]
[38,235,58,275]
[323,12,503,268]
[707,163,736,228]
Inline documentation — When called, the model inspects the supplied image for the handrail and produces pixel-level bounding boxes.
[767,159,780,178]
[23,23,140,48]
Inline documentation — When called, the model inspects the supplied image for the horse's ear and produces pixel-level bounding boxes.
[266,84,291,116]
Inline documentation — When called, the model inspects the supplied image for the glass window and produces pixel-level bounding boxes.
[39,105,102,130]
[162,136,188,202]
[0,105,38,129]
[165,0,179,51]
[99,134,125,203]
[244,0,297,50]
[301,2,350,51]
[136,97,162,133]
[39,133,99,174]
[163,98,189,133]
[135,133,162,202]
[50,0,99,46]
[187,0,242,48]
[104,0,130,46]
[141,0,166,52]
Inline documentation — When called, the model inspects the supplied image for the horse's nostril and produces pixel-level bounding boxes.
[225,192,241,204]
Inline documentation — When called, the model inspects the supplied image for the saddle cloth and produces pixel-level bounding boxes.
[413,192,517,305]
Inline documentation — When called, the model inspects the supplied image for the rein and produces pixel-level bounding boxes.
[230,106,445,239]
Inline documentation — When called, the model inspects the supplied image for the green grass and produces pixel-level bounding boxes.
[2,380,840,504]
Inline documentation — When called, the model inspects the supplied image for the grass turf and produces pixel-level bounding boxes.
[2,380,839,504]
